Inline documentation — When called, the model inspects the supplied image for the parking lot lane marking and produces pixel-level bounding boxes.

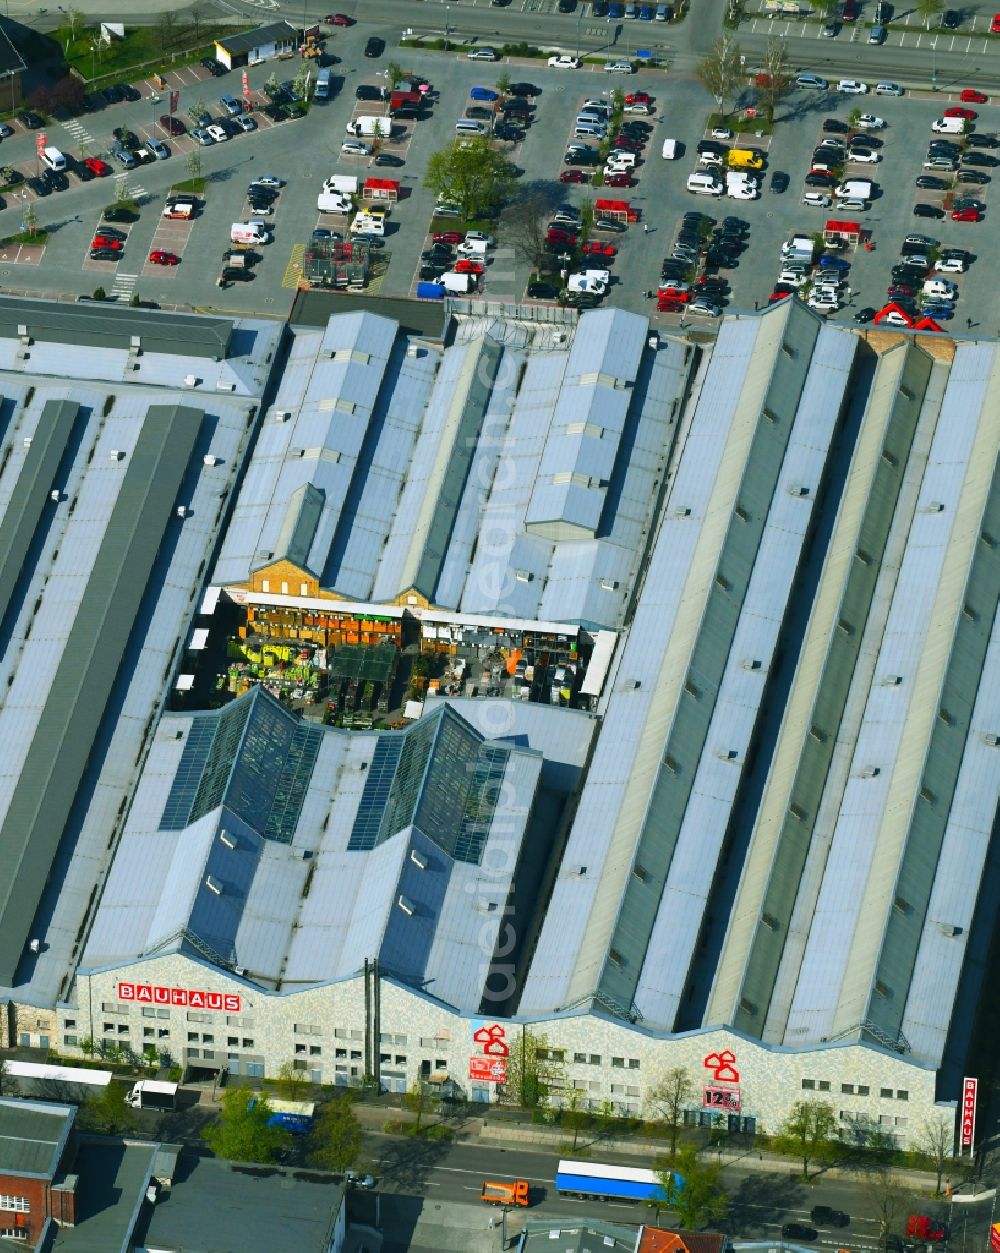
[111,271,138,297]
[282,242,305,289]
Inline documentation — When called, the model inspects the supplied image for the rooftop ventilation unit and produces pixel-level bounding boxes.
[274,409,292,422]
[183,374,198,387]
[219,831,237,850]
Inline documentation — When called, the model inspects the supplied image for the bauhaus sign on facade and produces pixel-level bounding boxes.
[118,982,242,1012]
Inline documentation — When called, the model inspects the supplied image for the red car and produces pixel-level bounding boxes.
[605,173,633,187]
[454,258,484,274]
[582,241,616,256]
[560,169,588,183]
[433,231,464,244]
[992,13,1000,32]
[159,114,186,136]
[658,286,691,302]
[613,138,642,152]
[887,283,915,298]
[325,12,353,24]
[84,157,111,177]
[960,89,988,103]
[149,250,181,266]
[951,207,981,220]
[944,106,977,119]
[625,90,651,104]
[546,228,577,243]
[91,235,123,249]
[769,290,794,302]
[657,297,686,313]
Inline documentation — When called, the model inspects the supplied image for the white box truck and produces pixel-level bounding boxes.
[345,115,394,138]
[324,175,358,195]
[835,178,873,200]
[317,191,352,214]
[442,271,476,293]
[126,1079,179,1110]
[231,221,270,245]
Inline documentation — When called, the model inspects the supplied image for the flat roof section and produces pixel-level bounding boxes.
[0,404,204,986]
[0,1098,73,1176]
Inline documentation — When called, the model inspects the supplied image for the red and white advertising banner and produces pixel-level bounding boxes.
[169,89,179,115]
[242,69,251,107]
[704,1085,741,1112]
[469,1056,507,1083]
[118,981,240,1012]
[36,131,46,153]
[960,1076,978,1150]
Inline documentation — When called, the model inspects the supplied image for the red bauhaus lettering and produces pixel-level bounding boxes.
[224,994,241,1012]
[118,982,135,1000]
[136,985,153,1003]
[171,988,188,1005]
[117,980,241,1013]
[153,986,170,1004]
[206,992,223,1010]
[188,991,205,1008]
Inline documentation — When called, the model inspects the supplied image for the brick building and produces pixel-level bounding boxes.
[0,1099,76,1244]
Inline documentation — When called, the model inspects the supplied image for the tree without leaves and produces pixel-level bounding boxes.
[862,1166,913,1245]
[202,1088,291,1163]
[155,11,178,54]
[754,38,793,125]
[275,1060,310,1101]
[696,36,743,118]
[916,1114,955,1195]
[655,1144,729,1229]
[501,188,560,275]
[424,136,516,221]
[777,1099,839,1177]
[649,1066,695,1157]
[916,0,943,29]
[403,1082,428,1129]
[307,1094,364,1172]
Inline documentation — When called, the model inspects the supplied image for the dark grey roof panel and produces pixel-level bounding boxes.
[0,398,79,633]
[216,20,298,54]
[0,297,232,360]
[0,403,204,985]
[0,1099,72,1176]
[275,482,325,571]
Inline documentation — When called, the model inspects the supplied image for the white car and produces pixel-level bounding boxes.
[205,124,229,143]
[624,101,652,113]
[727,182,758,200]
[875,81,904,95]
[342,140,373,156]
[856,114,886,129]
[549,55,582,69]
[253,175,285,188]
[802,191,832,207]
[604,60,634,73]
[848,148,881,163]
[689,299,721,317]
[235,115,257,133]
[777,270,810,287]
[838,79,868,94]
[881,310,911,326]
[711,126,733,139]
[934,257,967,273]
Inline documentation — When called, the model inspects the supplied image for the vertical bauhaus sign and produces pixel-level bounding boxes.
[960,1076,977,1151]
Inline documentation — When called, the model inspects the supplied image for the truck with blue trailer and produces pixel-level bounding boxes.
[554,1159,683,1204]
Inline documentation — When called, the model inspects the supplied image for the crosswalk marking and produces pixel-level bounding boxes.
[111,271,138,296]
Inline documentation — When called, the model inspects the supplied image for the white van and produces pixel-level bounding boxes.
[574,121,606,139]
[661,138,678,159]
[576,111,606,126]
[231,221,270,245]
[922,278,956,300]
[455,118,489,136]
[40,146,66,172]
[931,116,965,134]
[686,171,723,196]
[835,178,873,199]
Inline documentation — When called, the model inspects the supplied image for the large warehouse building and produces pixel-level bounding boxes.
[2,301,997,1147]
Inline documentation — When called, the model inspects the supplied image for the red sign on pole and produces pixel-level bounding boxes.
[960,1077,978,1150]
[242,69,251,107]
[35,131,46,153]
[169,90,179,115]
[470,1056,507,1083]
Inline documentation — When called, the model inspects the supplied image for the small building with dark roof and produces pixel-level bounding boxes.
[214,20,298,69]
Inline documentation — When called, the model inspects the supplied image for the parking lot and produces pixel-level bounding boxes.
[0,23,996,332]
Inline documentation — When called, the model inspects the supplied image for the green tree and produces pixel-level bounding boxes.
[308,1094,364,1171]
[777,1099,839,1177]
[264,72,279,98]
[650,1066,695,1157]
[916,1114,955,1195]
[80,1082,138,1134]
[424,136,517,221]
[499,1030,563,1110]
[385,60,404,89]
[753,38,793,125]
[563,1087,588,1150]
[656,1144,729,1229]
[403,1081,428,1129]
[696,36,743,118]
[495,71,513,95]
[203,1088,291,1163]
[276,1061,310,1100]
[22,202,37,236]
[916,0,943,28]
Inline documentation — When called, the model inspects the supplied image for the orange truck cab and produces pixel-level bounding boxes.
[907,1216,947,1241]
[481,1179,529,1206]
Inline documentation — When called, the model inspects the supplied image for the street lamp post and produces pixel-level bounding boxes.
[575,7,583,59]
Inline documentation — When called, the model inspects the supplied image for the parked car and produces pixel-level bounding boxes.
[782,1226,818,1242]
[365,36,385,56]
[201,57,226,76]
[914,203,945,218]
[856,114,886,129]
[149,250,181,266]
[549,54,582,68]
[159,114,186,136]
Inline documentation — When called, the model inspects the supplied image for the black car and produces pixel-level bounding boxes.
[892,262,926,279]
[813,148,844,165]
[509,82,542,96]
[527,280,560,298]
[113,126,141,149]
[201,57,226,76]
[558,0,577,9]
[769,170,790,193]
[661,264,691,281]
[494,124,524,141]
[928,142,960,155]
[102,84,125,104]
[365,36,385,57]
[103,206,138,223]
[374,153,405,168]
[420,263,447,280]
[97,225,128,240]
[940,247,971,260]
[89,247,121,260]
[823,117,850,133]
[262,103,288,122]
[356,84,386,101]
[592,0,610,10]
[43,168,68,192]
[962,151,998,167]
[247,184,279,201]
[805,172,836,187]
[899,241,930,257]
[17,110,43,129]
[781,1225,818,1242]
[564,151,598,166]
[697,139,729,156]
[593,217,627,233]
[73,162,95,182]
[916,175,950,189]
[914,202,945,217]
[564,292,603,309]
[117,83,141,102]
[221,267,254,282]
[953,195,985,211]
[957,168,990,184]
[27,176,50,197]
[966,133,999,148]
[854,306,877,323]
[942,8,961,25]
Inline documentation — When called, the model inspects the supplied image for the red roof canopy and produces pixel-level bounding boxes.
[825,219,862,234]
[364,178,400,192]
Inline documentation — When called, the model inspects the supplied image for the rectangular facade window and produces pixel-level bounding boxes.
[63,1034,77,1048]
[395,1035,408,1046]
[228,1036,238,1047]
[801,1079,816,1090]
[242,1038,253,1048]
[574,1052,587,1064]
[858,1085,870,1096]
[203,1049,215,1060]
[817,1081,831,1091]
[841,1084,854,1094]
[117,1025,129,1035]
[309,1046,321,1056]
[590,1054,601,1066]
[142,1007,156,1018]
[201,1033,214,1044]
[158,1029,170,1039]
[188,1011,212,1024]
[103,1023,114,1033]
[295,1044,306,1054]
[612,1057,625,1069]
[395,1055,406,1065]
[64,1018,76,1029]
[336,1048,346,1059]
[880,1087,892,1098]
[0,1197,30,1214]
[296,1024,322,1036]
[628,1059,640,1070]
[896,1090,908,1101]
[247,1062,264,1078]
[187,1032,198,1042]
[157,1009,170,1020]
[144,1028,155,1039]
[351,1050,363,1061]
[188,1048,200,1058]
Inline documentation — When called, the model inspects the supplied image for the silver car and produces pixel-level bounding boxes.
[145,137,169,160]
[191,128,215,146]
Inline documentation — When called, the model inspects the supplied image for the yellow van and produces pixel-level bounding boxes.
[728,148,765,170]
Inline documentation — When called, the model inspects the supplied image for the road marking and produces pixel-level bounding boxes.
[282,242,305,289]
[111,271,138,296]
